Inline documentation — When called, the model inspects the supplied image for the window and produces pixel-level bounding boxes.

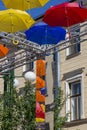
[45,122,50,130]
[69,81,81,120]
[23,62,33,73]
[66,24,80,56]
[23,52,34,72]
[66,75,84,122]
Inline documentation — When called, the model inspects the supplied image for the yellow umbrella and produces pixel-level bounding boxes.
[0,9,35,33]
[2,0,49,11]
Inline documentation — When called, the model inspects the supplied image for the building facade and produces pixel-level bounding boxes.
[59,20,87,130]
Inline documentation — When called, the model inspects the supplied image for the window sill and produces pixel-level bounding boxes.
[66,52,81,60]
[63,118,87,128]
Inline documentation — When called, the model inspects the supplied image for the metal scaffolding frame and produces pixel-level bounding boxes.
[0,22,87,74]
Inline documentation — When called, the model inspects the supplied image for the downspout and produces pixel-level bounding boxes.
[54,51,60,130]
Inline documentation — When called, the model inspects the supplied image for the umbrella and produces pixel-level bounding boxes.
[43,2,87,27]
[0,9,35,33]
[36,90,45,102]
[36,76,45,89]
[0,44,9,57]
[36,102,45,119]
[40,88,46,95]
[2,0,49,11]
[25,22,66,45]
[36,60,46,76]
[36,102,45,123]
[36,117,45,123]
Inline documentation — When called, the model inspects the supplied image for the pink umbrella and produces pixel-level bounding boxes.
[36,102,45,119]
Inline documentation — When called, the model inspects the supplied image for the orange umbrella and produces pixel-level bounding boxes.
[36,90,45,102]
[36,60,46,76]
[36,76,45,89]
[0,44,9,57]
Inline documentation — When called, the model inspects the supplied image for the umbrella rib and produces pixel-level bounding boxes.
[10,14,13,33]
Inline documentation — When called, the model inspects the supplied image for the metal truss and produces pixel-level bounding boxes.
[0,22,87,74]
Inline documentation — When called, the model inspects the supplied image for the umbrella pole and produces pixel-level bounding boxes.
[67,27,72,40]
[65,7,72,40]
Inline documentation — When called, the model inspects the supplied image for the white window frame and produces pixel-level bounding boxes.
[66,25,80,56]
[65,74,84,122]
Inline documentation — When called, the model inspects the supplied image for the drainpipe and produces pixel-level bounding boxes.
[55,51,60,130]
[54,51,60,98]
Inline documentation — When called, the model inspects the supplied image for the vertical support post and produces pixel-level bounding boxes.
[3,74,9,109]
[9,69,14,108]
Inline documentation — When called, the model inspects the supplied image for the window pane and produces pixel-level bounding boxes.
[71,97,77,120]
[78,96,81,119]
[68,24,80,56]
[71,82,81,96]
[69,44,77,55]
[71,96,81,120]
[70,80,81,121]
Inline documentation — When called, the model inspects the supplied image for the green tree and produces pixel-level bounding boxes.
[0,79,36,130]
[54,87,68,130]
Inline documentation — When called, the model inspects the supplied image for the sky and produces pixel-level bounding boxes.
[0,0,68,19]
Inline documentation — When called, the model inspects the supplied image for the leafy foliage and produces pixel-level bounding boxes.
[0,80,36,130]
[54,87,68,130]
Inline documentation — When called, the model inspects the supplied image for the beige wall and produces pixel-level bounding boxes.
[46,55,54,104]
[45,55,54,130]
[59,23,87,130]
[0,77,4,94]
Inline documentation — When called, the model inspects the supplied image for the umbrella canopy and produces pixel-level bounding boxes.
[36,76,45,89]
[43,2,87,27]
[0,44,9,57]
[36,90,45,102]
[36,102,45,119]
[25,22,66,45]
[40,88,46,95]
[0,9,35,33]
[2,0,49,11]
[36,60,46,76]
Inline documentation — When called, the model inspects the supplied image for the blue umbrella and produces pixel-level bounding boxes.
[40,88,46,95]
[25,22,66,45]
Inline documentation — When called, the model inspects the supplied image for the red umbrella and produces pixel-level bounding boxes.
[43,2,87,27]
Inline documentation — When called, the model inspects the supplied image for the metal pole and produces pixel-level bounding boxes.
[3,74,9,109]
[9,69,14,108]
